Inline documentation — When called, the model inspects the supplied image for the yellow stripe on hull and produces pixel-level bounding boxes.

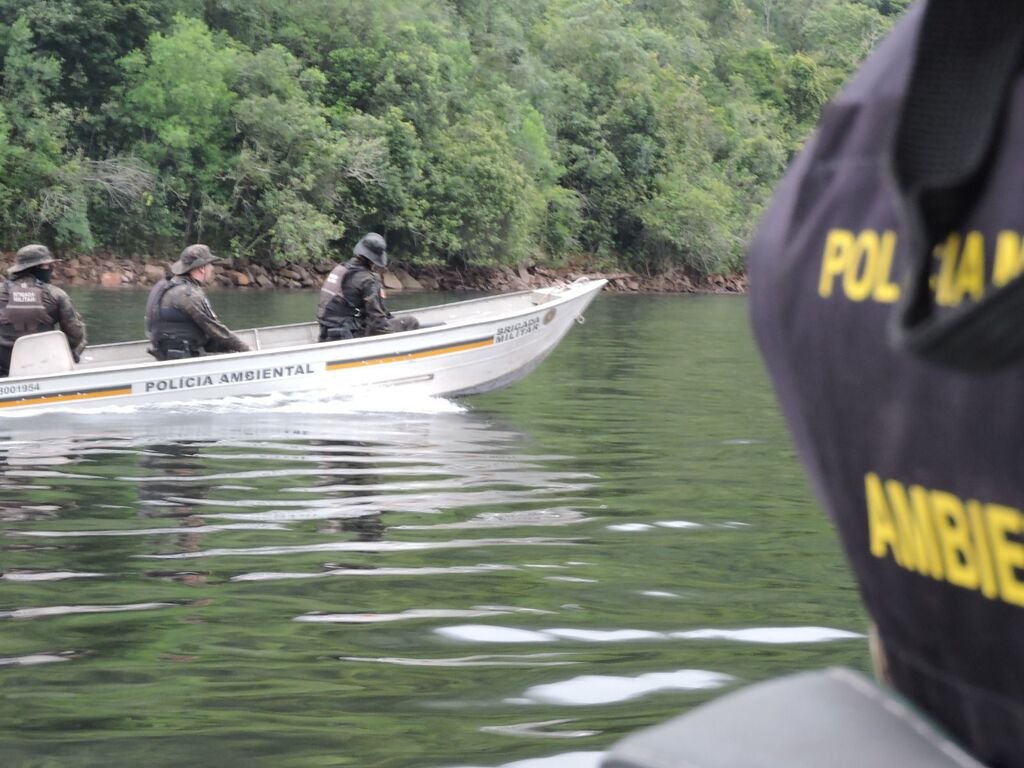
[326,338,494,372]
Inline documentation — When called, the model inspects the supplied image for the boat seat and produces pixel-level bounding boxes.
[9,331,76,376]
[601,667,986,768]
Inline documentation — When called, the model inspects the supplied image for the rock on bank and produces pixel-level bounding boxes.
[0,252,746,295]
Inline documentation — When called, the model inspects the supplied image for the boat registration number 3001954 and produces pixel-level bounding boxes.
[0,381,41,396]
[495,316,541,344]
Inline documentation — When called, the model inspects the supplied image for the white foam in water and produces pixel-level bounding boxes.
[608,521,701,531]
[2,571,105,582]
[438,626,667,647]
[0,602,175,620]
[231,564,514,583]
[437,625,557,644]
[295,608,513,624]
[511,669,733,706]
[436,624,862,645]
[0,653,72,667]
[543,628,664,642]
[672,626,863,643]
[178,389,466,415]
[1,387,464,419]
[450,752,604,768]
[15,523,286,538]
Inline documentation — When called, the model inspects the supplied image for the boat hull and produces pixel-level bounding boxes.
[0,280,606,414]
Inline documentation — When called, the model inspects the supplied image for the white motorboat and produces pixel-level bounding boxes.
[0,278,606,414]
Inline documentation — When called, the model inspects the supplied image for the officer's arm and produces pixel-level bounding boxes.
[53,290,87,356]
[362,279,392,335]
[182,295,251,353]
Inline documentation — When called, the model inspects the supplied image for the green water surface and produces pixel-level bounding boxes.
[0,289,868,768]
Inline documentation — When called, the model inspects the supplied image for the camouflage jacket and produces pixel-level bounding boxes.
[159,276,250,353]
[0,278,87,355]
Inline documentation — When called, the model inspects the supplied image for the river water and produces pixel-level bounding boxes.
[0,288,868,768]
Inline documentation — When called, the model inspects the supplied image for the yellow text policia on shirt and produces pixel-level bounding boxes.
[818,229,1024,306]
[865,473,1024,607]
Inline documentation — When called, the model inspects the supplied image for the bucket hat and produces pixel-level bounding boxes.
[353,232,387,268]
[171,244,221,276]
[7,244,55,276]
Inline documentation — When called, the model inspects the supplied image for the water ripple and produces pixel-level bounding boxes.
[395,509,590,530]
[231,563,515,582]
[436,624,864,644]
[447,751,604,768]
[480,720,599,739]
[148,490,584,517]
[0,652,75,666]
[299,605,556,624]
[296,608,516,624]
[11,523,287,537]
[140,536,579,560]
[671,627,863,643]
[2,570,105,581]
[337,654,576,668]
[204,508,384,523]
[508,669,734,706]
[0,602,177,620]
[606,520,702,532]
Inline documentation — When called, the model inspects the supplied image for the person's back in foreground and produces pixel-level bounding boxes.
[749,1,1024,765]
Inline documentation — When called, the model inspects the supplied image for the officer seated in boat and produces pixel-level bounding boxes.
[317,232,419,342]
[0,244,87,377]
[145,244,250,361]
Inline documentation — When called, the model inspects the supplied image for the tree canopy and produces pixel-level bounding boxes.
[0,0,906,273]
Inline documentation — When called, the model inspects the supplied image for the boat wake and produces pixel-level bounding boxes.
[154,388,466,415]
[0,387,465,421]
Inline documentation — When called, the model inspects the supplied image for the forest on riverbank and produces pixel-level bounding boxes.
[0,0,907,277]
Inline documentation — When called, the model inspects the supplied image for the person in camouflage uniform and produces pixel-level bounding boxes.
[0,244,87,376]
[145,244,250,361]
[317,232,419,341]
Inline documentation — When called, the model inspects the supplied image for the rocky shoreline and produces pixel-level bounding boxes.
[1,252,747,295]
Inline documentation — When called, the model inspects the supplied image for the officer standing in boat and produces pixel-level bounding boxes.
[0,244,86,376]
[317,232,419,342]
[146,244,250,360]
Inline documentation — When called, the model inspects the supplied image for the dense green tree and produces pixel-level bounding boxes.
[117,15,240,242]
[224,45,348,260]
[0,0,187,151]
[0,16,91,248]
[800,2,893,76]
[0,0,907,272]
[421,111,533,264]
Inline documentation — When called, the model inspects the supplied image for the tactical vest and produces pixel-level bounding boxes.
[0,278,54,348]
[145,278,206,347]
[749,3,1024,765]
[317,264,360,328]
